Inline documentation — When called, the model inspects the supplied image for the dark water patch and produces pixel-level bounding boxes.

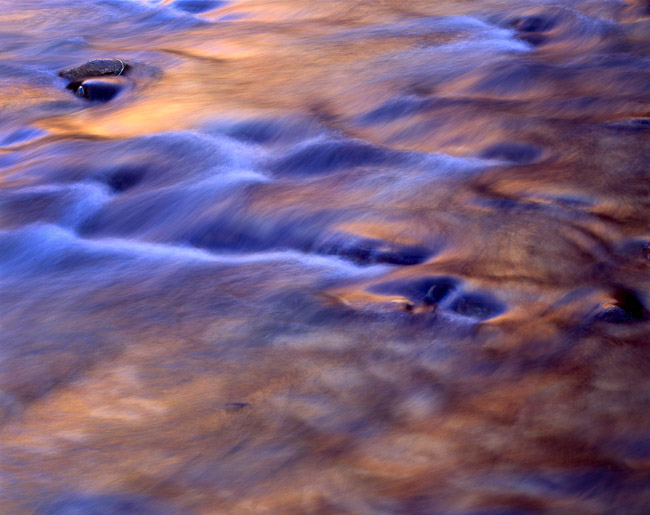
[0,390,24,425]
[448,291,506,320]
[218,116,319,144]
[223,402,250,412]
[185,206,432,268]
[616,238,650,263]
[0,184,106,230]
[73,78,125,103]
[487,467,628,499]
[185,205,313,253]
[271,139,404,176]
[0,127,47,147]
[172,0,226,14]
[316,236,433,266]
[32,131,236,190]
[369,276,460,305]
[473,60,565,96]
[546,195,593,208]
[480,142,542,164]
[595,306,638,323]
[475,197,541,212]
[455,508,541,515]
[100,165,147,192]
[593,288,647,324]
[605,118,650,132]
[604,435,650,462]
[508,14,559,34]
[516,33,548,47]
[39,493,175,515]
[0,189,64,228]
[358,96,432,125]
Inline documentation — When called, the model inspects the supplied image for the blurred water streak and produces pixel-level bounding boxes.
[0,0,649,513]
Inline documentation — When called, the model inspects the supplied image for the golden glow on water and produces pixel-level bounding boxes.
[0,0,649,513]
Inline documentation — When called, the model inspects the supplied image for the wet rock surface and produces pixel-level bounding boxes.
[59,58,126,81]
[60,59,130,103]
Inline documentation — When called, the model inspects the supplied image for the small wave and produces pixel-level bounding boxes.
[0,224,388,279]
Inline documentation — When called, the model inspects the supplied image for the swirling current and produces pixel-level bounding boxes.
[0,0,649,513]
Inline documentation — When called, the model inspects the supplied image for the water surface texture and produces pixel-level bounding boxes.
[1,0,649,513]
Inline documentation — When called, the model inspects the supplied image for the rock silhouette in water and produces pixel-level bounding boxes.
[60,59,128,103]
[59,58,127,81]
[75,78,124,103]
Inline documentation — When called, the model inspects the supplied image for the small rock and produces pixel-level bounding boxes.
[75,78,124,103]
[60,58,127,81]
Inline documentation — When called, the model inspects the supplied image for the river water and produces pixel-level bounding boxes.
[0,0,649,513]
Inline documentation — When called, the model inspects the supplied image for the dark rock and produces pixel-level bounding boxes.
[75,79,124,103]
[59,59,127,81]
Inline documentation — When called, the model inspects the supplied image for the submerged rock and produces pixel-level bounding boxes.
[59,58,127,81]
[74,78,124,103]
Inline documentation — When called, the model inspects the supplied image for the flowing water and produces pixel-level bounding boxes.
[0,0,649,513]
